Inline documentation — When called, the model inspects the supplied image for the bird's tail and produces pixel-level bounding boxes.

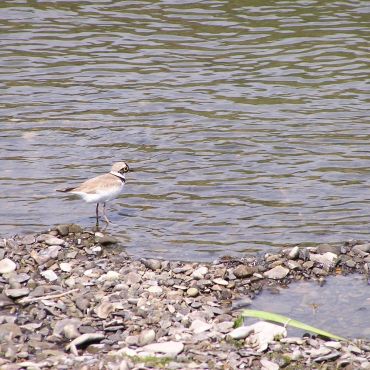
[56,187,75,193]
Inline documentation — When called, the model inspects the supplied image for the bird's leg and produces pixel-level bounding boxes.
[96,203,100,226]
[103,202,111,224]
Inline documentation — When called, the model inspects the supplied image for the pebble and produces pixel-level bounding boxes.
[264,265,289,280]
[60,262,72,272]
[0,258,16,274]
[260,358,279,370]
[95,235,119,245]
[138,329,156,346]
[45,236,65,246]
[213,278,228,286]
[41,270,58,282]
[288,246,300,260]
[192,266,208,280]
[310,252,337,269]
[190,319,212,334]
[147,286,163,294]
[233,264,256,278]
[187,287,199,297]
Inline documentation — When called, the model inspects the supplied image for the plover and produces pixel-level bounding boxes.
[57,162,131,225]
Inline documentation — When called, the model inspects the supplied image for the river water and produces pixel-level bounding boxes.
[0,1,369,261]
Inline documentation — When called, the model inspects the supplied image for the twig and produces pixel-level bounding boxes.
[18,288,79,304]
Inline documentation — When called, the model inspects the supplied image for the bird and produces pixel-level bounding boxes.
[57,162,131,226]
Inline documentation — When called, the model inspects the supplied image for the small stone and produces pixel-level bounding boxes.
[213,278,228,286]
[41,270,58,282]
[45,236,65,246]
[138,329,156,346]
[186,287,199,297]
[95,235,118,245]
[264,265,289,280]
[316,244,341,255]
[98,271,121,281]
[60,262,72,272]
[56,224,70,237]
[140,341,184,357]
[289,246,300,259]
[0,258,16,274]
[192,266,208,280]
[345,259,356,268]
[190,319,212,334]
[233,265,256,278]
[353,243,370,253]
[5,288,30,298]
[95,301,115,319]
[147,286,163,295]
[141,259,162,271]
[125,272,141,285]
[324,341,342,350]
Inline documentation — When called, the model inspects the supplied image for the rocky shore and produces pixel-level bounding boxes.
[0,224,369,369]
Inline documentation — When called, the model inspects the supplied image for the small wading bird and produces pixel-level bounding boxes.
[57,162,131,226]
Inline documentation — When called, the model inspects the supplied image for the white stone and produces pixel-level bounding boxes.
[60,262,72,272]
[213,278,228,286]
[190,319,212,334]
[41,269,58,282]
[98,271,121,281]
[0,258,16,274]
[140,341,184,357]
[192,266,208,280]
[264,265,289,280]
[147,286,163,295]
[138,329,156,346]
[310,252,337,269]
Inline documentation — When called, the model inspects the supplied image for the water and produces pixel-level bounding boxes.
[0,0,369,261]
[249,274,370,339]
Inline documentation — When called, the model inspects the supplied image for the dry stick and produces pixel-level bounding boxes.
[18,288,79,304]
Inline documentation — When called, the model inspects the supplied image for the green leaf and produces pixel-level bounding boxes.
[241,309,346,341]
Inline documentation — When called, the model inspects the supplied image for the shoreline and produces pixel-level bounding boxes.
[0,224,369,369]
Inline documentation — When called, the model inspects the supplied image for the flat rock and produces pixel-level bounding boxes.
[56,224,70,236]
[190,319,212,334]
[316,244,341,255]
[0,323,22,340]
[141,259,162,271]
[141,341,184,357]
[0,258,16,274]
[21,234,36,245]
[60,262,72,272]
[5,288,30,298]
[41,269,58,282]
[0,294,15,308]
[45,236,65,246]
[264,265,289,280]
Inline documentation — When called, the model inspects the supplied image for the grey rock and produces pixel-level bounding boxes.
[310,252,337,269]
[56,224,70,236]
[0,323,22,340]
[0,258,16,274]
[95,235,119,245]
[190,319,212,334]
[41,269,58,282]
[66,333,105,355]
[0,294,15,308]
[317,244,341,255]
[264,265,289,280]
[5,288,30,298]
[68,224,83,234]
[191,266,208,280]
[260,358,279,370]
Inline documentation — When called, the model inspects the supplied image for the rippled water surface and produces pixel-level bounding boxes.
[250,274,370,338]
[0,0,369,260]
